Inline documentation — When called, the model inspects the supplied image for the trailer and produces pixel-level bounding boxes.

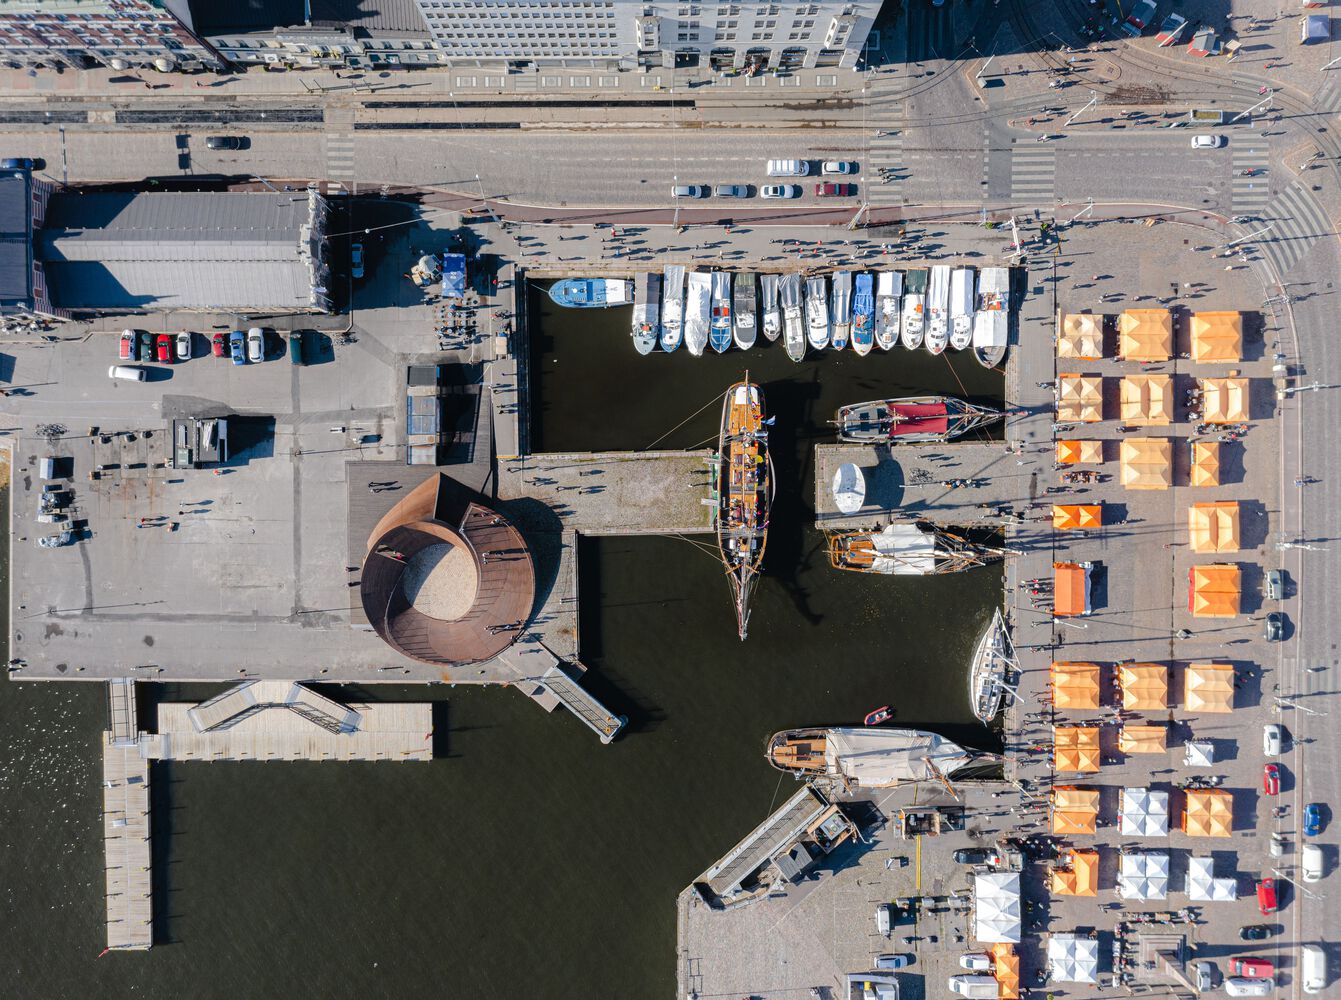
[442,253,467,299]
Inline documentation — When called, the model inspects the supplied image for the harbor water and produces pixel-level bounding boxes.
[1,280,1005,999]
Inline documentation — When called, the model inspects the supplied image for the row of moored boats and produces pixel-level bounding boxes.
[548,265,1013,368]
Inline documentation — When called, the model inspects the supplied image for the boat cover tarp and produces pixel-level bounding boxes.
[888,402,949,438]
[1119,724,1167,755]
[832,463,866,515]
[1191,441,1221,487]
[1047,934,1099,984]
[1187,856,1238,901]
[1119,786,1170,836]
[1056,440,1103,465]
[974,871,1021,944]
[1183,788,1233,837]
[824,727,972,787]
[1189,564,1240,618]
[1053,504,1102,531]
[1051,662,1100,710]
[1051,786,1100,835]
[1058,312,1103,359]
[1201,377,1249,423]
[1120,374,1173,426]
[973,312,1007,349]
[1120,438,1172,490]
[1054,726,1101,773]
[1184,663,1235,713]
[1189,501,1241,553]
[1053,562,1091,617]
[1118,852,1170,899]
[990,943,1021,999]
[1057,374,1103,423]
[1118,308,1173,361]
[861,523,937,575]
[1120,663,1168,711]
[1191,311,1242,362]
[1050,849,1099,897]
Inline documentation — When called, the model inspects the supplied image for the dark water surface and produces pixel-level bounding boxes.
[2,283,1005,1000]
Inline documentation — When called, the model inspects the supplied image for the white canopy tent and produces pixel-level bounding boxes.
[1048,934,1100,984]
[1187,856,1237,902]
[974,871,1022,944]
[1118,852,1170,900]
[1120,787,1170,836]
[1184,741,1215,767]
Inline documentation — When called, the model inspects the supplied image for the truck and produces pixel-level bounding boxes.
[442,252,467,300]
[1122,0,1158,36]
[1188,109,1228,125]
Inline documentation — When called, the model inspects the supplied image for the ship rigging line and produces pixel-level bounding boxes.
[640,388,727,452]
[661,532,723,563]
[938,352,994,445]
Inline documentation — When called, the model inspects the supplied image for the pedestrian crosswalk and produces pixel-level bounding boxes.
[866,128,905,207]
[1256,181,1331,278]
[325,134,355,182]
[1009,145,1055,204]
[1230,134,1270,214]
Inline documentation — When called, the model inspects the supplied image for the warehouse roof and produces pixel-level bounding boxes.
[188,0,428,37]
[0,171,31,312]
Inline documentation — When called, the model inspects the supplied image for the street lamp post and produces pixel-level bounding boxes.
[1063,90,1098,129]
[1228,90,1273,125]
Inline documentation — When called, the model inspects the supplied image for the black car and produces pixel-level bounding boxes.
[1239,924,1275,941]
[137,331,154,360]
[1265,612,1285,642]
[205,136,244,151]
[953,848,993,865]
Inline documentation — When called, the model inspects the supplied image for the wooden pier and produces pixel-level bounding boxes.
[103,736,152,951]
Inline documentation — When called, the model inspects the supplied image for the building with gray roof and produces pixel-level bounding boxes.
[0,168,59,321]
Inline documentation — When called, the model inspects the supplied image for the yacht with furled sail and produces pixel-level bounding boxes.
[925,264,950,355]
[631,271,661,355]
[710,271,733,353]
[851,272,875,356]
[781,273,806,362]
[827,522,1006,575]
[949,267,975,351]
[874,270,901,351]
[972,267,1010,369]
[970,607,1017,723]
[805,276,830,350]
[661,264,685,353]
[685,270,712,356]
[548,276,633,308]
[835,395,1004,444]
[901,268,926,350]
[766,726,998,789]
[830,270,852,350]
[760,274,781,342]
[733,272,757,351]
[716,375,772,641]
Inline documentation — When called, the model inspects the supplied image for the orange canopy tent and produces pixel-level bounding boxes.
[1184,663,1235,713]
[1053,504,1103,531]
[1119,724,1167,755]
[1051,786,1100,835]
[1120,438,1172,491]
[1201,377,1249,424]
[1050,849,1099,897]
[1054,562,1092,616]
[1055,726,1102,773]
[1190,440,1221,488]
[1058,312,1104,360]
[990,943,1021,1000]
[1056,440,1103,465]
[1052,662,1101,710]
[1118,308,1173,361]
[1189,564,1240,618]
[1189,502,1241,553]
[1191,312,1242,363]
[1058,374,1104,423]
[1119,663,1168,711]
[1183,788,1233,837]
[1119,374,1173,426]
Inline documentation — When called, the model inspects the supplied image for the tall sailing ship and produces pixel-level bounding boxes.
[827,522,1006,575]
[970,607,1017,723]
[834,395,1004,444]
[766,726,998,789]
[716,376,772,641]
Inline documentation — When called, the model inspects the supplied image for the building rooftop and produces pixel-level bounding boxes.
[0,171,32,313]
[187,0,429,37]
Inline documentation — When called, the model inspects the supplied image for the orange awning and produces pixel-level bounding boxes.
[1119,374,1173,426]
[1189,502,1241,553]
[1055,725,1101,773]
[1191,441,1220,487]
[1184,662,1235,713]
[1056,440,1103,465]
[1201,377,1249,424]
[1183,788,1233,837]
[1119,663,1168,711]
[1050,848,1099,897]
[1058,312,1104,360]
[1051,785,1100,835]
[1052,662,1101,710]
[1191,311,1242,363]
[990,944,1021,1000]
[1118,308,1173,361]
[1053,504,1103,531]
[1054,562,1091,616]
[1119,724,1167,755]
[1058,374,1104,423]
[1189,564,1241,618]
[1120,438,1172,491]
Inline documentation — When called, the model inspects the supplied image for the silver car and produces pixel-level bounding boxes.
[714,184,750,198]
[761,184,800,199]
[246,327,265,363]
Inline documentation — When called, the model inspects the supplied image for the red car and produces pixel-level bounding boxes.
[1229,957,1275,979]
[1263,762,1280,797]
[1256,878,1278,915]
[212,332,227,358]
[815,182,855,197]
[119,330,134,361]
[155,333,173,363]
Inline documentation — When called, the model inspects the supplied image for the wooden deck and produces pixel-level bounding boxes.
[103,738,152,951]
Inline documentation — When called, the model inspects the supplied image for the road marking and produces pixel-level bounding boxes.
[1010,145,1055,203]
[1257,181,1329,277]
[1231,134,1271,214]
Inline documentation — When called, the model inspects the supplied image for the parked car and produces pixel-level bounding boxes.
[212,332,227,358]
[714,184,750,198]
[875,954,913,970]
[288,331,304,365]
[1302,843,1324,883]
[875,903,893,936]
[107,365,147,382]
[1263,723,1283,756]
[138,331,154,360]
[175,331,190,361]
[1191,960,1215,992]
[671,184,707,198]
[1256,878,1278,915]
[350,242,365,279]
[228,330,246,366]
[1238,924,1274,941]
[119,330,136,361]
[766,159,809,176]
[1225,979,1274,998]
[246,327,265,363]
[1229,957,1275,979]
[205,136,244,151]
[1301,943,1326,995]
[761,184,800,199]
[1269,832,1287,858]
[953,848,993,865]
[815,182,855,197]
[1121,0,1157,35]
[1263,763,1280,796]
[822,160,854,174]
[1303,802,1324,837]
[1265,611,1285,641]
[155,333,172,363]
[959,954,992,971]
[1265,569,1284,600]
[1191,134,1225,149]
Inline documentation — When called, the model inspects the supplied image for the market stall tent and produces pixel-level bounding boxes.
[1190,311,1242,363]
[1184,663,1235,713]
[1050,848,1099,897]
[1119,374,1173,426]
[1118,852,1170,899]
[1183,788,1233,837]
[1056,439,1104,465]
[974,871,1022,944]
[1058,312,1104,360]
[1051,786,1100,835]
[1189,564,1241,618]
[1118,308,1172,361]
[1048,934,1100,984]
[1187,856,1237,901]
[1120,438,1172,490]
[1054,725,1101,773]
[1190,440,1221,487]
[1120,786,1170,836]
[990,943,1021,1000]
[1119,663,1168,711]
[1119,724,1167,755]
[1053,504,1103,531]
[1188,501,1241,553]
[1052,661,1101,710]
[1053,562,1092,616]
[1201,377,1249,424]
[1058,373,1104,423]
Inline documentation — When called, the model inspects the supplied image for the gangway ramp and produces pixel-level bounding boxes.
[507,643,625,743]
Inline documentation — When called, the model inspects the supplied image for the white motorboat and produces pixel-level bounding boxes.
[926,264,950,355]
[685,271,712,356]
[631,271,661,355]
[830,270,852,350]
[805,276,830,350]
[760,274,781,342]
[780,273,806,363]
[973,267,1010,369]
[733,272,757,351]
[661,264,684,353]
[874,271,901,351]
[901,268,926,350]
[949,267,975,351]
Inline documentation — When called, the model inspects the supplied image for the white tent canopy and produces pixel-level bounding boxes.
[974,871,1022,944]
[1184,741,1215,767]
[1120,787,1170,836]
[1187,856,1237,902]
[1118,852,1170,900]
[1048,934,1100,984]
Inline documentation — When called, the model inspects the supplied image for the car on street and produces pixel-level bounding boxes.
[351,242,364,279]
[1263,763,1280,796]
[713,184,750,198]
[766,159,809,176]
[822,160,854,174]
[1265,569,1284,600]
[1265,611,1284,641]
[1304,802,1324,836]
[1229,957,1275,979]
[212,332,227,358]
[119,330,136,361]
[1238,924,1275,941]
[205,136,244,150]
[815,182,855,197]
[246,327,265,363]
[155,333,172,363]
[671,184,707,198]
[1191,134,1225,149]
[875,954,913,970]
[229,330,246,366]
[1263,723,1283,756]
[761,184,801,199]
[953,848,993,865]
[1256,878,1278,915]
[1302,842,1324,882]
[175,331,190,361]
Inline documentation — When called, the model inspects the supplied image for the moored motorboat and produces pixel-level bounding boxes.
[830,270,852,350]
[781,273,806,362]
[661,264,685,353]
[805,276,830,350]
[548,277,633,308]
[901,268,927,350]
[733,272,757,351]
[835,395,1004,444]
[710,271,733,353]
[970,607,1017,723]
[832,462,865,515]
[685,271,712,356]
[949,267,975,351]
[874,271,901,351]
[760,274,781,342]
[864,706,892,727]
[925,265,950,355]
[973,267,1010,369]
[851,272,874,356]
[827,522,1006,575]
[765,726,997,788]
[716,376,773,641]
[631,271,661,355]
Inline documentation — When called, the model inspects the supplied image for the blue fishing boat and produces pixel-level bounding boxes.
[548,277,634,308]
[851,273,875,356]
[709,271,733,353]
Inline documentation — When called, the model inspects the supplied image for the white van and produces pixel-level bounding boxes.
[1224,978,1274,997]
[1301,944,1326,994]
[1302,843,1324,883]
[107,365,147,382]
[766,158,809,176]
[875,902,892,936]
[949,975,1000,999]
